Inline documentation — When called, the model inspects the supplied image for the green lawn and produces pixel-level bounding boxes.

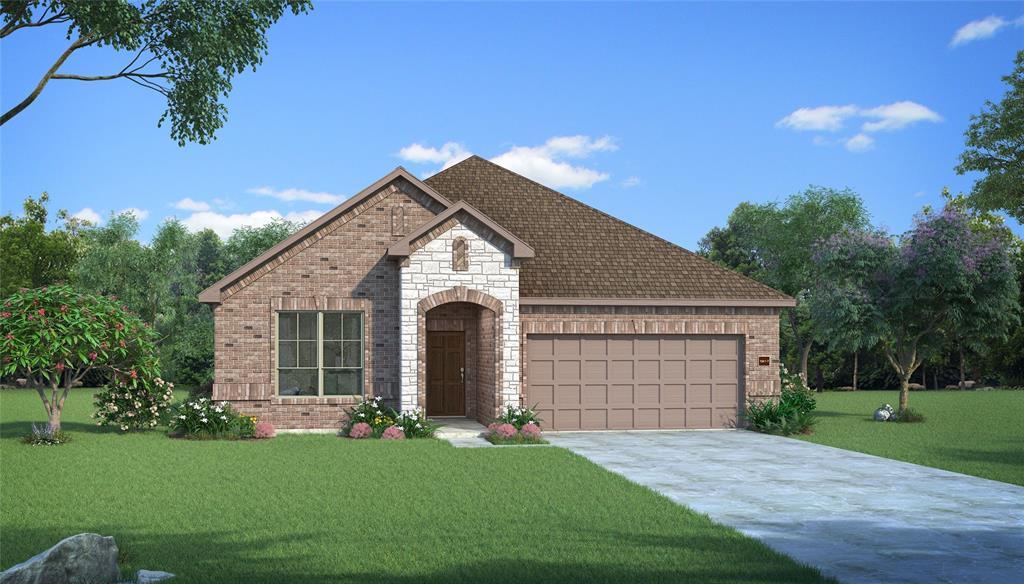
[0,389,829,584]
[797,390,1024,486]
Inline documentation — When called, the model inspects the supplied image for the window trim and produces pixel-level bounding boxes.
[275,310,364,398]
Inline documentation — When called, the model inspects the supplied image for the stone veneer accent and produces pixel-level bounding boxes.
[519,305,783,407]
[400,219,520,414]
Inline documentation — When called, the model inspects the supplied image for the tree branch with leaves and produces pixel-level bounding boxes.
[1,0,311,144]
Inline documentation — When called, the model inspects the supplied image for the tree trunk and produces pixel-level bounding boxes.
[799,342,812,383]
[48,408,62,432]
[852,351,859,391]
[921,363,926,387]
[958,343,966,389]
[898,375,911,414]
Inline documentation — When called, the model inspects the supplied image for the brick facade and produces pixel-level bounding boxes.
[208,174,785,430]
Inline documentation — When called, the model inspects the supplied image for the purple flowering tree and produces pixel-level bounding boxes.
[810,207,1019,414]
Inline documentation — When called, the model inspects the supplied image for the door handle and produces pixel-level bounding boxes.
[460,367,464,383]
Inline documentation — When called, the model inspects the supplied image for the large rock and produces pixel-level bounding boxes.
[908,382,925,390]
[963,380,977,389]
[0,533,119,584]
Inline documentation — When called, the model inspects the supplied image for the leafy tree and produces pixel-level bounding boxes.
[74,213,156,320]
[811,208,1019,414]
[221,218,301,272]
[701,187,870,379]
[0,285,160,430]
[0,193,85,297]
[1,0,311,144]
[957,50,1024,222]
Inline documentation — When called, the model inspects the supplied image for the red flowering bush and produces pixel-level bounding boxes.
[349,422,373,439]
[381,425,405,440]
[253,421,277,439]
[519,421,541,438]
[0,285,160,431]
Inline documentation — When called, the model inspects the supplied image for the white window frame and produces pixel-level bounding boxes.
[275,310,364,397]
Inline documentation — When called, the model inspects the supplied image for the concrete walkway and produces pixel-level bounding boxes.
[433,418,492,448]
[547,430,1024,584]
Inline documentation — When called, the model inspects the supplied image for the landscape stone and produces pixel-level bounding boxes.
[135,570,175,583]
[0,533,119,584]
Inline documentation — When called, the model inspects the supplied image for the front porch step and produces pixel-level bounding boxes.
[433,418,492,447]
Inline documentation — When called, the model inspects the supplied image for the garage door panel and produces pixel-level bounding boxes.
[609,409,634,429]
[554,409,581,430]
[554,384,581,405]
[582,384,607,405]
[582,409,608,430]
[526,334,742,430]
[636,409,660,429]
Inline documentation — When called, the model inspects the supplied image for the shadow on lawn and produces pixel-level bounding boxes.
[0,526,830,584]
[933,446,1024,468]
[0,420,119,439]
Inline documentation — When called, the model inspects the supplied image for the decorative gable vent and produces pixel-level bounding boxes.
[391,205,406,236]
[452,237,468,271]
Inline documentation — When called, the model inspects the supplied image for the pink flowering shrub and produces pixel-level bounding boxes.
[253,421,276,439]
[520,422,541,438]
[349,422,373,439]
[495,423,517,438]
[381,425,405,440]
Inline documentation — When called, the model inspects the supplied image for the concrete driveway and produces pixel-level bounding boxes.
[547,430,1024,584]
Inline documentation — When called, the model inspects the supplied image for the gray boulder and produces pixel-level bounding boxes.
[873,408,891,421]
[135,570,175,584]
[0,533,119,584]
[907,382,925,390]
[15,378,27,387]
[963,380,977,389]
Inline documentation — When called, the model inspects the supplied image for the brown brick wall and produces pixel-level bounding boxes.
[212,178,443,429]
[519,305,783,411]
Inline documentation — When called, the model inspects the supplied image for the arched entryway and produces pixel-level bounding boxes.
[417,288,503,424]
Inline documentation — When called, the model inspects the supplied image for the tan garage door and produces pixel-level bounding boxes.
[526,335,742,430]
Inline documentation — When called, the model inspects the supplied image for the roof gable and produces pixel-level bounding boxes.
[199,167,451,304]
[387,201,535,259]
[424,156,793,304]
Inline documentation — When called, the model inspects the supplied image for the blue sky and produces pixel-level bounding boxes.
[2,2,1022,248]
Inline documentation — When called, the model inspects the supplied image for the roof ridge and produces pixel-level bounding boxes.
[427,155,787,300]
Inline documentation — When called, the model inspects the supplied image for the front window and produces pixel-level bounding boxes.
[277,311,363,397]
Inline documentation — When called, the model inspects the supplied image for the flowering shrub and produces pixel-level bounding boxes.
[93,376,175,431]
[520,421,541,438]
[168,398,244,438]
[485,419,546,445]
[236,415,257,438]
[341,396,395,437]
[349,422,373,439]
[381,426,405,440]
[253,421,276,439]
[392,407,438,438]
[1,285,160,432]
[494,404,542,430]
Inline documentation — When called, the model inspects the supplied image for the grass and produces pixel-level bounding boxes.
[796,390,1024,486]
[0,388,830,584]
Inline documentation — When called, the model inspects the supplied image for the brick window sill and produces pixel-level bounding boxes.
[271,396,363,405]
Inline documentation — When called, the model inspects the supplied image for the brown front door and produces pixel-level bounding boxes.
[427,331,465,416]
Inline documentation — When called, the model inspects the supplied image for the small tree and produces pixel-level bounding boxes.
[0,285,159,430]
[811,209,1019,414]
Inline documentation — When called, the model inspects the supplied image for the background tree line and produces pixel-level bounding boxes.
[1,199,301,388]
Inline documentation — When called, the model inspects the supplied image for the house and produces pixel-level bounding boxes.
[199,156,794,430]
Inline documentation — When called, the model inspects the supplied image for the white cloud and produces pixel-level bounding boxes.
[180,210,321,238]
[620,176,641,188]
[72,208,102,224]
[844,134,875,153]
[118,207,149,221]
[247,186,344,205]
[859,101,943,132]
[775,105,859,132]
[490,135,617,189]
[950,15,1022,47]
[398,135,617,189]
[913,191,926,198]
[398,142,471,169]
[172,197,210,212]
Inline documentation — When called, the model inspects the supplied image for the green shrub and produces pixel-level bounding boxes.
[340,397,396,437]
[485,432,547,445]
[392,408,438,438]
[745,364,817,435]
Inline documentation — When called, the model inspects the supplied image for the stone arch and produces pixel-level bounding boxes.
[416,286,503,421]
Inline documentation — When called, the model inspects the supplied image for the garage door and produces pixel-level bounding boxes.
[526,335,742,430]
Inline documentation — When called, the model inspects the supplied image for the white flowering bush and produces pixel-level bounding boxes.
[392,407,438,438]
[168,397,245,438]
[94,376,175,431]
[494,404,542,430]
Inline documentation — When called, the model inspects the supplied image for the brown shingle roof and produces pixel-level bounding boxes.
[424,155,791,303]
